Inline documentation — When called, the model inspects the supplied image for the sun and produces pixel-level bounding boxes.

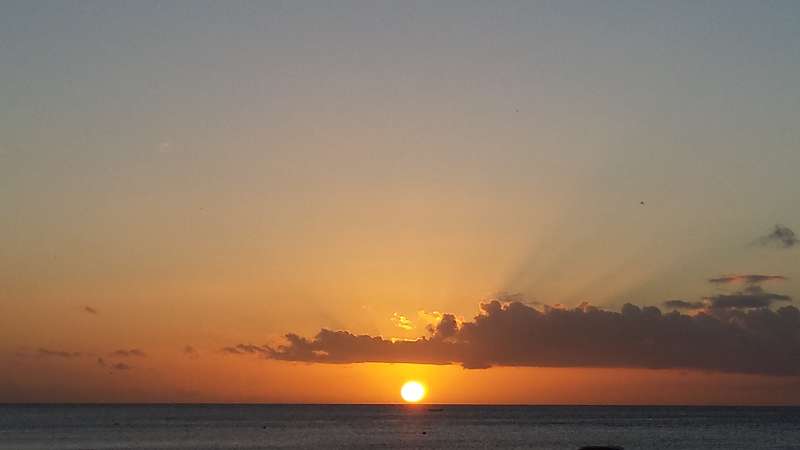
[400,381,426,403]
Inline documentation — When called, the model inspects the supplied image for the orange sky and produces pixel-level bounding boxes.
[5,354,800,405]
[2,2,800,404]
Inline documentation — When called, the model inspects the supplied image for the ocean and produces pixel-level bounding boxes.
[1,404,799,449]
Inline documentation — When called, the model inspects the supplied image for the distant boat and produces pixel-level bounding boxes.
[427,408,444,412]
[578,446,623,450]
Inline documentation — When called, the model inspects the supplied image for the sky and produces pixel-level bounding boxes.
[1,0,800,404]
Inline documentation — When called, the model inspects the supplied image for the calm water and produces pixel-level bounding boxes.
[1,404,799,449]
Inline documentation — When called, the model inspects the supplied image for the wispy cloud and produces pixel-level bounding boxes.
[97,358,133,371]
[110,349,146,358]
[183,345,199,358]
[37,348,82,358]
[708,274,786,285]
[83,306,98,315]
[222,344,270,356]
[662,299,706,310]
[757,225,798,249]
[390,313,414,330]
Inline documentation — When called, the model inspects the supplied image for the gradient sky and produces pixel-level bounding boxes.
[2,1,799,404]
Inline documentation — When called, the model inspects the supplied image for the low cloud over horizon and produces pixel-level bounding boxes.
[227,292,800,376]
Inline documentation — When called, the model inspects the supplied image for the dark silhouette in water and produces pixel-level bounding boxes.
[579,446,623,450]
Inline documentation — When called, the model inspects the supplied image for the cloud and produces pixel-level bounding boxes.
[662,300,706,310]
[222,344,270,356]
[97,358,133,371]
[703,277,792,310]
[229,300,800,376]
[757,225,798,249]
[431,313,459,340]
[706,289,791,309]
[83,306,98,315]
[390,313,414,331]
[110,349,146,358]
[417,310,443,331]
[37,348,82,359]
[183,345,199,358]
[708,274,786,285]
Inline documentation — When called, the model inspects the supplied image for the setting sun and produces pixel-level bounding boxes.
[400,381,426,403]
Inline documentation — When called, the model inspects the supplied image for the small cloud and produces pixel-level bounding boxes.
[221,344,269,356]
[418,310,443,323]
[37,348,82,359]
[708,274,786,285]
[390,313,414,331]
[663,299,706,310]
[110,349,146,358]
[183,345,199,358]
[494,292,526,302]
[757,225,798,249]
[83,306,98,315]
[98,357,133,371]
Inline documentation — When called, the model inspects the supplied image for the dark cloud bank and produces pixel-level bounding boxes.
[228,294,800,376]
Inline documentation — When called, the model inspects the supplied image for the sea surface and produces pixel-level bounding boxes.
[1,404,799,449]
